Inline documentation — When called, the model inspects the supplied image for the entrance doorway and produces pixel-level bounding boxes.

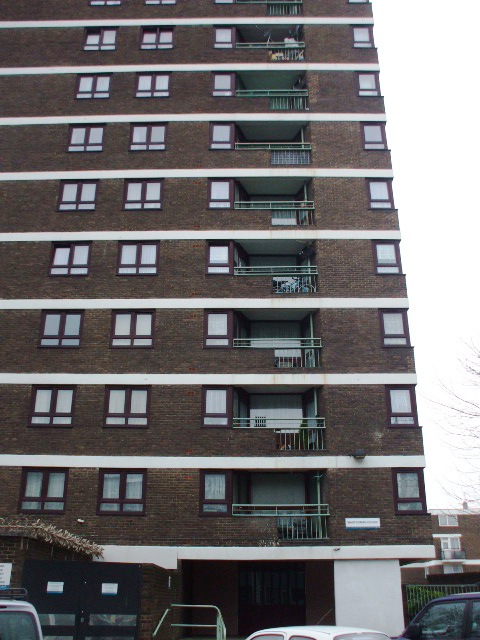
[23,560,141,640]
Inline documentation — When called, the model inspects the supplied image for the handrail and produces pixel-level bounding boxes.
[236,0,302,4]
[233,337,322,348]
[233,416,325,428]
[235,142,311,151]
[153,604,226,640]
[234,265,318,276]
[232,503,329,515]
[234,200,314,210]
[236,89,308,98]
[236,41,305,50]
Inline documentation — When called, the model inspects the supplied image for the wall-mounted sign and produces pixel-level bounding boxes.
[345,518,381,530]
[47,581,64,594]
[101,583,118,596]
[0,563,12,589]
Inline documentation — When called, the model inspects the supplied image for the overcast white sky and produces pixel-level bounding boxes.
[371,1,480,508]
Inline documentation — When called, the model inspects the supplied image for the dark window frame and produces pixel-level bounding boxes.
[202,386,233,427]
[362,122,388,150]
[210,123,235,150]
[29,386,76,428]
[97,469,147,514]
[90,0,122,5]
[208,178,234,208]
[117,241,159,275]
[199,470,232,516]
[352,25,374,48]
[49,243,91,276]
[104,386,151,427]
[68,124,105,152]
[129,123,167,151]
[367,179,395,209]
[379,309,410,347]
[373,241,402,275]
[140,27,174,50]
[357,71,381,97]
[204,310,234,347]
[135,73,170,98]
[39,310,84,348]
[110,310,155,348]
[75,74,111,99]
[212,72,236,97]
[386,385,419,427]
[123,179,163,210]
[214,26,236,49]
[83,27,117,51]
[206,241,234,274]
[19,468,68,514]
[57,180,98,211]
[392,468,427,515]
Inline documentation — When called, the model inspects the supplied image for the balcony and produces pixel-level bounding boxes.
[234,264,318,293]
[236,89,308,111]
[235,0,303,15]
[237,42,305,62]
[232,503,330,540]
[235,199,314,226]
[235,142,311,165]
[233,416,325,450]
[233,337,321,367]
[441,550,466,561]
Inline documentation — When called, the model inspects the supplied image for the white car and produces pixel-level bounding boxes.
[0,594,43,640]
[245,626,392,640]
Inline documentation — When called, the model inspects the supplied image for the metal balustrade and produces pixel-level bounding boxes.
[235,0,303,15]
[233,337,321,368]
[234,200,315,225]
[236,89,309,111]
[441,549,467,560]
[232,503,330,540]
[234,142,311,151]
[235,42,305,61]
[232,416,325,450]
[234,265,317,293]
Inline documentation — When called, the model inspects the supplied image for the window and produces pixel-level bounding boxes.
[440,536,461,552]
[212,73,235,97]
[104,387,150,425]
[205,311,232,347]
[68,125,104,152]
[438,514,459,527]
[50,243,91,276]
[380,310,409,346]
[393,469,427,514]
[444,564,464,574]
[200,471,231,514]
[76,74,111,99]
[20,469,67,513]
[349,0,369,3]
[84,28,117,51]
[118,242,158,275]
[30,387,75,426]
[136,73,170,97]
[210,123,234,149]
[202,387,232,426]
[387,386,418,426]
[362,123,387,150]
[58,181,97,211]
[209,179,233,208]
[207,243,232,274]
[39,311,83,347]
[90,0,121,5]
[368,179,394,209]
[140,28,173,49]
[98,470,146,513]
[353,26,374,48]
[124,180,162,209]
[111,311,154,347]
[145,0,176,4]
[373,241,401,274]
[357,72,380,96]
[130,124,167,151]
[214,27,235,48]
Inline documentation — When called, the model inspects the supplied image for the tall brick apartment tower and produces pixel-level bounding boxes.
[0,0,434,637]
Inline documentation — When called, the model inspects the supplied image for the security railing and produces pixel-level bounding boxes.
[234,200,315,226]
[236,89,309,111]
[232,503,330,540]
[441,549,466,560]
[234,265,318,293]
[232,416,326,450]
[234,142,311,165]
[233,337,321,368]
[235,0,303,15]
[236,42,305,61]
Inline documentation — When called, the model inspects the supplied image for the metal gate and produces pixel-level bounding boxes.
[23,560,141,640]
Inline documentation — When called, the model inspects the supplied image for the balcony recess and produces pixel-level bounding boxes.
[232,503,330,540]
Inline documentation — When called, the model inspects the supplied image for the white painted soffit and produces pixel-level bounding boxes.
[0,454,426,470]
[0,18,374,28]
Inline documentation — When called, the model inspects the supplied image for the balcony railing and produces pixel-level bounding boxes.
[232,416,326,450]
[234,265,317,293]
[236,42,305,62]
[236,89,309,111]
[235,200,314,226]
[234,142,311,165]
[235,0,303,15]
[441,550,466,561]
[232,503,329,540]
[233,337,321,368]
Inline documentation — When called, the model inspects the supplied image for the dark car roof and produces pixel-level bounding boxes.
[425,592,480,604]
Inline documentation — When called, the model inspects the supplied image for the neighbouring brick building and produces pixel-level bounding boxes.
[0,0,434,637]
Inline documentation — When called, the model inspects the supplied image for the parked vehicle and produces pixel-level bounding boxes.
[0,589,43,640]
[400,592,480,640]
[245,626,392,640]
